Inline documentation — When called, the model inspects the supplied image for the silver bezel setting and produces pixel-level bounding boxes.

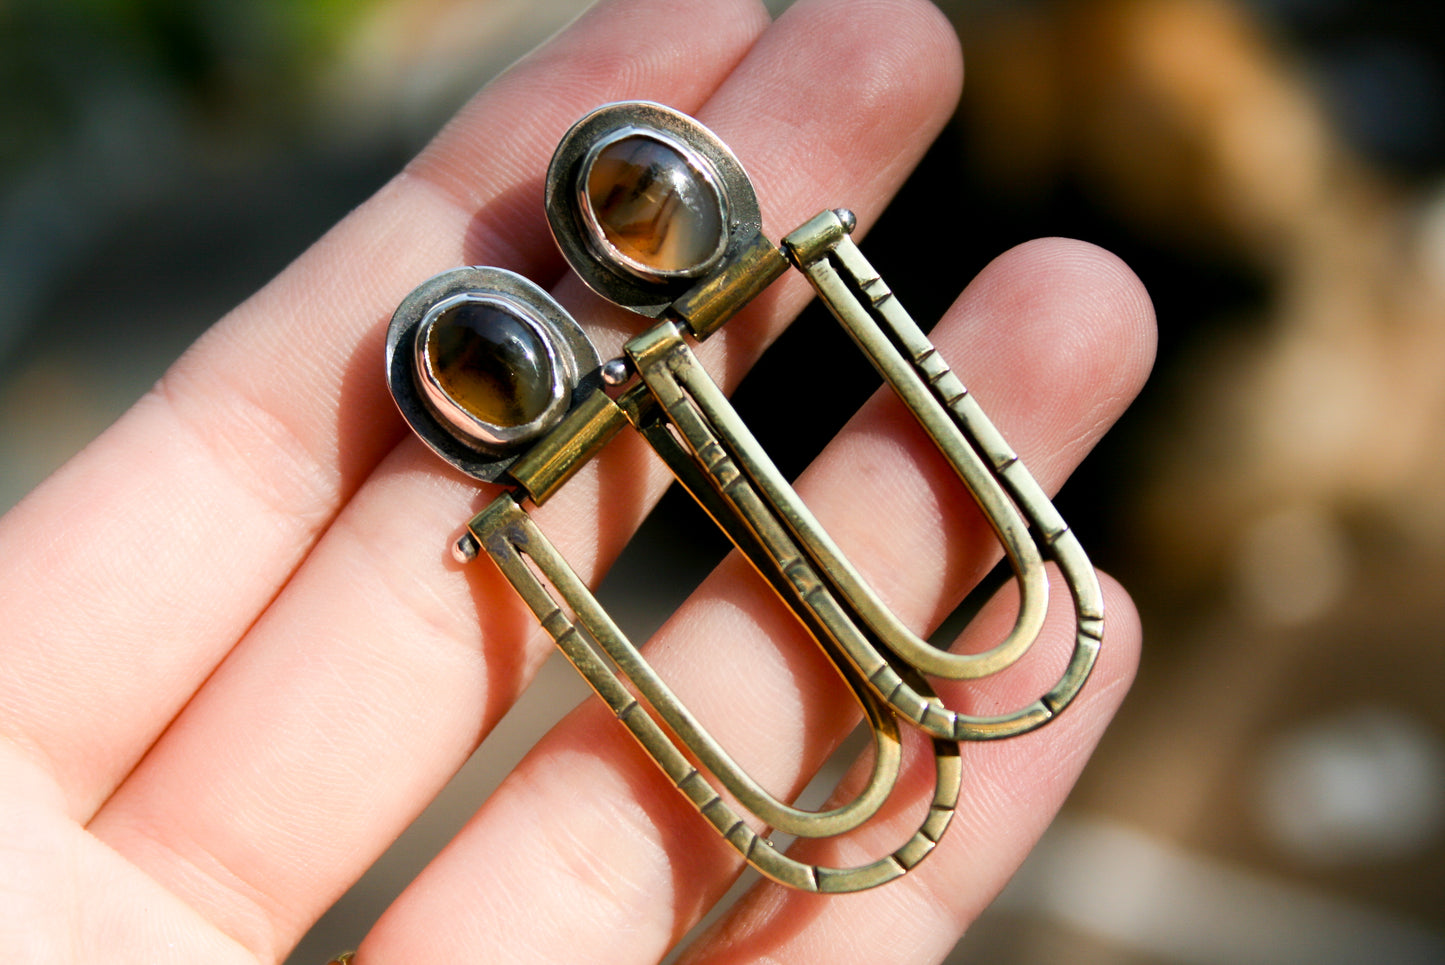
[546,101,763,318]
[385,267,602,482]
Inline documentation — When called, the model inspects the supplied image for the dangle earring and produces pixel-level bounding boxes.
[385,102,1102,892]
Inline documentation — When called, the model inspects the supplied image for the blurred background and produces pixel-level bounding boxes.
[3,0,1444,961]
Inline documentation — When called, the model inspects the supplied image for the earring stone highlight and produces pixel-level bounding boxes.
[385,101,1103,892]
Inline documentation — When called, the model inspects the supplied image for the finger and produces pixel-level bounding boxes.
[85,0,963,957]
[348,238,1156,964]
[0,0,768,819]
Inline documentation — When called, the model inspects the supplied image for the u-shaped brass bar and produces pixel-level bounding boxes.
[622,272,1102,741]
[781,212,1105,738]
[468,491,962,888]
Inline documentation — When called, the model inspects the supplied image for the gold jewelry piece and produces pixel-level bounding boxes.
[325,954,354,965]
[385,102,1102,892]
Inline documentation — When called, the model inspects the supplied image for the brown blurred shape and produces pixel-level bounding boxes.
[950,0,1445,956]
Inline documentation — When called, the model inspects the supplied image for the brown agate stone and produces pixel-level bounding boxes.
[584,134,726,276]
[422,300,556,429]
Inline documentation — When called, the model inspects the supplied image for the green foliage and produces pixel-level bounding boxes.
[1,0,385,174]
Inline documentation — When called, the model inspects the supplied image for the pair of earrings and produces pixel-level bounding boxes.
[385,102,1102,892]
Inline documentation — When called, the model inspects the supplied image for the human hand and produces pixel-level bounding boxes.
[0,0,1154,962]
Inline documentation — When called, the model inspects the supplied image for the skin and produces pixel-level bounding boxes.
[0,0,1156,962]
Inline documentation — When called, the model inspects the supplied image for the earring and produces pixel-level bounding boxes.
[385,102,1101,892]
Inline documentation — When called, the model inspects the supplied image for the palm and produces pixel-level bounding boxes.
[0,1,1153,962]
